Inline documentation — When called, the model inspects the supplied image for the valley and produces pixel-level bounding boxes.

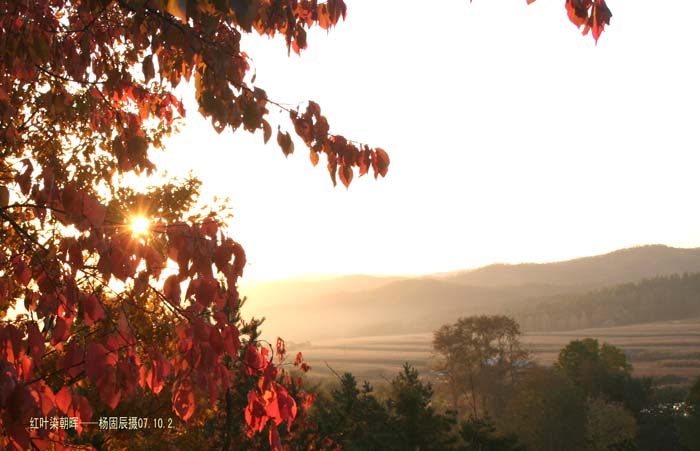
[292,318,700,387]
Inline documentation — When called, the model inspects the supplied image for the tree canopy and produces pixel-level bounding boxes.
[554,338,654,414]
[1,0,391,449]
[433,315,530,419]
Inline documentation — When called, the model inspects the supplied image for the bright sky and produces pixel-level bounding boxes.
[153,0,700,283]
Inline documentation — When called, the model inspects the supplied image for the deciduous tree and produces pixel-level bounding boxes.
[555,338,652,414]
[584,397,636,451]
[432,315,530,419]
[499,367,587,451]
[0,0,388,449]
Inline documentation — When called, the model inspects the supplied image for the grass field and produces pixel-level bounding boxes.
[291,318,700,387]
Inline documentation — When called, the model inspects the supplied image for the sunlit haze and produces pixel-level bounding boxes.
[151,0,700,283]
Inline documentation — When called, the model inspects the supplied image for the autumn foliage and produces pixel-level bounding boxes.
[1,0,607,450]
[1,0,376,449]
[529,0,612,42]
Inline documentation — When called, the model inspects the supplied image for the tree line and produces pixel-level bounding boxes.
[304,315,700,451]
[512,273,700,332]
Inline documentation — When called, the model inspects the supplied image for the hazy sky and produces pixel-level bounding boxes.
[153,0,700,283]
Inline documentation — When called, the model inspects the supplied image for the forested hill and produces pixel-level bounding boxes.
[440,245,700,288]
[510,273,700,332]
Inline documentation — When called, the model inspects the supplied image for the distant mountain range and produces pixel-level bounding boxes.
[241,245,700,341]
[437,245,700,288]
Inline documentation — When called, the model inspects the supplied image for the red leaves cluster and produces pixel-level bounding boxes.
[244,343,300,451]
[290,102,390,187]
[171,315,241,410]
[239,340,315,448]
[0,0,382,449]
[0,324,89,450]
[54,387,93,434]
[528,0,612,42]
[85,343,120,409]
[172,379,195,422]
[215,0,348,54]
[0,171,261,449]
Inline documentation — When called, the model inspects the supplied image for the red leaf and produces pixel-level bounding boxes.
[97,367,121,409]
[245,390,268,432]
[16,159,33,195]
[210,327,224,355]
[338,163,353,188]
[587,0,612,42]
[84,294,106,326]
[2,324,24,363]
[201,217,218,238]
[142,54,155,82]
[245,345,266,374]
[262,119,272,144]
[143,245,163,278]
[195,276,218,307]
[317,4,331,29]
[374,147,390,178]
[61,343,83,378]
[310,149,319,166]
[359,148,370,176]
[117,309,130,337]
[163,274,181,305]
[50,316,68,346]
[34,380,55,416]
[269,425,283,451]
[264,390,281,421]
[213,239,236,273]
[232,241,246,278]
[6,418,30,451]
[173,383,195,421]
[275,338,286,362]
[11,256,32,286]
[85,343,108,382]
[222,325,240,357]
[82,194,105,228]
[146,350,170,394]
[294,352,303,367]
[566,0,592,28]
[276,384,298,426]
[19,354,33,381]
[26,322,44,361]
[165,0,187,23]
[0,362,18,407]
[327,156,337,186]
[277,130,294,157]
[55,386,72,414]
[63,237,83,272]
[74,394,93,434]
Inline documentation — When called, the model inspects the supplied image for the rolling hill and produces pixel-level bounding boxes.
[242,245,700,340]
[439,245,700,288]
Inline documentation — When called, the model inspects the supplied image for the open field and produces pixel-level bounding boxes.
[292,318,700,387]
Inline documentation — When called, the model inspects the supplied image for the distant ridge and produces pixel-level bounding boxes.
[441,245,700,288]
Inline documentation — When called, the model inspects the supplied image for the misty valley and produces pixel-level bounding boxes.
[234,245,700,450]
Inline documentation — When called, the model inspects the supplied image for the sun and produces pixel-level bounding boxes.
[130,216,151,237]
